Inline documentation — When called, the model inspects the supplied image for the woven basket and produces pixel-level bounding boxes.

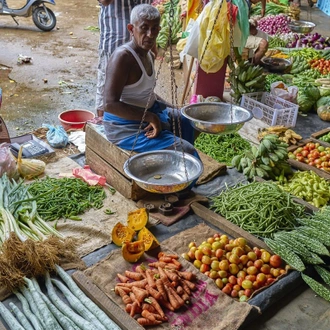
[0,89,10,144]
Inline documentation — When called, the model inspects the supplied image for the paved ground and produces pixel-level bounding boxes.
[1,0,330,329]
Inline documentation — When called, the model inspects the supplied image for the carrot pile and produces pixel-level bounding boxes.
[115,252,197,326]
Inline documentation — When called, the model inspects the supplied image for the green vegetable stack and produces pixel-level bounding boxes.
[265,207,330,302]
[228,60,265,104]
[290,56,310,75]
[194,133,251,165]
[231,134,292,182]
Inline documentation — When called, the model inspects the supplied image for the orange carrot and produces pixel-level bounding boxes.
[132,286,148,303]
[157,251,166,259]
[145,269,156,289]
[148,261,167,268]
[135,264,147,278]
[183,279,196,291]
[165,286,181,310]
[125,303,132,313]
[181,291,191,304]
[178,271,196,281]
[137,318,162,326]
[146,285,162,301]
[115,285,131,295]
[152,312,168,322]
[164,263,180,270]
[155,279,167,301]
[124,270,144,281]
[159,256,173,263]
[116,287,132,305]
[181,280,191,295]
[117,273,129,283]
[170,258,182,269]
[147,296,165,318]
[158,252,178,259]
[142,303,157,313]
[158,267,172,288]
[176,285,184,295]
[141,309,156,322]
[130,301,139,317]
[159,298,175,312]
[164,269,179,282]
[116,279,147,288]
[129,292,140,307]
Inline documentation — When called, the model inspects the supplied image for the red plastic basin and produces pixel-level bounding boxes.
[58,109,95,131]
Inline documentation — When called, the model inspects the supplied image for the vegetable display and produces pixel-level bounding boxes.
[194,133,251,166]
[28,177,106,221]
[318,130,330,143]
[232,134,292,181]
[264,207,330,302]
[210,181,305,238]
[257,14,291,35]
[114,252,197,325]
[183,233,287,302]
[286,32,330,49]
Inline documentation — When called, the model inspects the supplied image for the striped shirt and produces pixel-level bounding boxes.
[98,0,151,54]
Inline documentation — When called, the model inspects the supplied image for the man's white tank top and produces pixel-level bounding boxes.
[120,44,157,109]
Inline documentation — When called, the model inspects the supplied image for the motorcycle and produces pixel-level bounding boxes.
[0,0,56,31]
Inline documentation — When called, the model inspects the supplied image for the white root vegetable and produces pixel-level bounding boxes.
[15,291,44,330]
[55,264,121,330]
[0,301,25,330]
[8,302,34,330]
[24,278,62,330]
[45,273,95,330]
[51,278,107,330]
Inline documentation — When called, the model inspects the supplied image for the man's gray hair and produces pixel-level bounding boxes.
[130,4,160,24]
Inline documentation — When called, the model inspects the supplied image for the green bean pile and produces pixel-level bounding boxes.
[194,133,251,165]
[28,177,106,221]
[211,181,305,238]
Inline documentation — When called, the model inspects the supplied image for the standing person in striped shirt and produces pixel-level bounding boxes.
[96,0,152,118]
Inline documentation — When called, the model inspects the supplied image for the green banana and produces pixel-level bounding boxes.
[269,153,279,162]
[231,154,243,167]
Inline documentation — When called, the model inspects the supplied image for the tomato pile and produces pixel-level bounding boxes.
[288,142,330,172]
[182,234,287,302]
[309,58,330,75]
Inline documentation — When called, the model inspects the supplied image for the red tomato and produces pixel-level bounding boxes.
[269,255,282,268]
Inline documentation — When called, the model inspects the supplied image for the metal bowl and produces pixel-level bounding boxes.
[288,20,316,34]
[181,102,253,135]
[261,57,292,73]
[123,150,203,194]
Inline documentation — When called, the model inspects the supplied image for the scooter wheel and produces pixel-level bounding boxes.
[32,6,56,31]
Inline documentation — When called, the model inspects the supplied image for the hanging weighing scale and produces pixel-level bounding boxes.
[124,0,252,194]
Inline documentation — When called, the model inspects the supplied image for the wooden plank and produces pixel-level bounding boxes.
[310,127,330,139]
[190,202,269,250]
[86,147,149,200]
[0,320,6,330]
[85,123,132,179]
[72,271,144,330]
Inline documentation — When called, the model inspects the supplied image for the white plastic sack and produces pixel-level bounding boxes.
[270,81,299,103]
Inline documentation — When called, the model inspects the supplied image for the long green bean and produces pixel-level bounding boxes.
[28,177,106,221]
[210,181,305,238]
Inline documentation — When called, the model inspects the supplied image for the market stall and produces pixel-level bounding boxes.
[1,0,330,329]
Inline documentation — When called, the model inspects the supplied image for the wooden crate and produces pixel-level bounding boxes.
[287,138,330,181]
[310,127,330,147]
[85,123,151,201]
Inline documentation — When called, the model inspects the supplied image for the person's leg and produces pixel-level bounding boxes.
[95,50,111,117]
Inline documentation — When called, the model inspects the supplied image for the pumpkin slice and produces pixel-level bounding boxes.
[137,227,160,251]
[112,222,135,247]
[122,241,145,263]
[127,208,149,231]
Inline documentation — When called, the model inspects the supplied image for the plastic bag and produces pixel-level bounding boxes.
[270,81,298,103]
[0,143,17,179]
[198,0,230,73]
[43,124,69,148]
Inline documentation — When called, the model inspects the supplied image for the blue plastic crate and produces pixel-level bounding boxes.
[317,0,330,16]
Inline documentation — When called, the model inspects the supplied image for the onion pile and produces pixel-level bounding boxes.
[258,14,291,35]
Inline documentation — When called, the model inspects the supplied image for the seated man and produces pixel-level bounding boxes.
[244,18,268,65]
[103,4,199,159]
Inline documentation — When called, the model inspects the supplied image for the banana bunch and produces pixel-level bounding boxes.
[228,61,266,104]
[232,134,293,182]
[315,78,330,97]
[257,126,303,145]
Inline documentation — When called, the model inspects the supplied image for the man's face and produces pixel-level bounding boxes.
[131,18,161,50]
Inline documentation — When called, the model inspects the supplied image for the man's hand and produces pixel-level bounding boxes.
[144,114,162,139]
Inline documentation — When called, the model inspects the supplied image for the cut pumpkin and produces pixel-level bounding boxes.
[127,208,149,231]
[112,222,135,247]
[137,227,160,251]
[122,241,145,263]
